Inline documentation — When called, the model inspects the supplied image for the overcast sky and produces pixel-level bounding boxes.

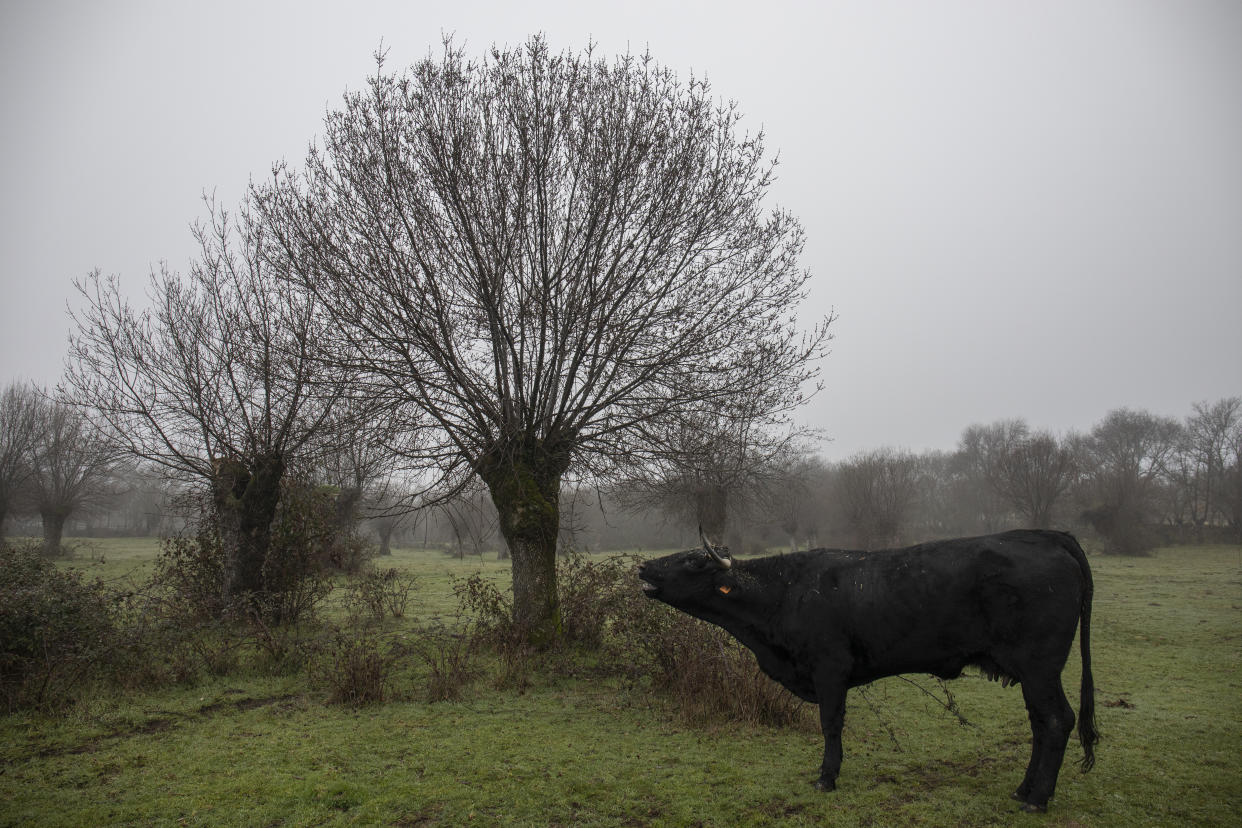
[2,0,1239,460]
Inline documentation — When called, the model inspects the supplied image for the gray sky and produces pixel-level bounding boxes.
[2,0,1239,460]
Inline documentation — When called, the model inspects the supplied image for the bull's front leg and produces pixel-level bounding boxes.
[813,676,848,791]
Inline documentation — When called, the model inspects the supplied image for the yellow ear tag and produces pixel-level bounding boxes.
[718,585,732,595]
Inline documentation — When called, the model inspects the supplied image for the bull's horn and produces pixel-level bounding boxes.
[699,525,732,569]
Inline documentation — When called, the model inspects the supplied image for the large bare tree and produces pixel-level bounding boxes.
[0,381,42,538]
[67,196,347,605]
[256,37,831,642]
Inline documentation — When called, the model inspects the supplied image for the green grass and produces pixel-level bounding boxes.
[3,542,1240,826]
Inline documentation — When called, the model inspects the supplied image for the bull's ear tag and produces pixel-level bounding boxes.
[718,585,733,595]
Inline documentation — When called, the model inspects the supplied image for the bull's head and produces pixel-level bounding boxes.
[638,527,736,611]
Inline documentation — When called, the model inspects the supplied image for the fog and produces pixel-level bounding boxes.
[2,0,1238,459]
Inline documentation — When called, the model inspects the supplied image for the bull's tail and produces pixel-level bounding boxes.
[1057,531,1100,771]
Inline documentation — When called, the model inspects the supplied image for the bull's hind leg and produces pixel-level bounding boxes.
[813,676,848,792]
[1015,674,1075,813]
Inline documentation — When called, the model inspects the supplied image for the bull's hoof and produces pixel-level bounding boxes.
[813,777,837,792]
[1010,790,1047,813]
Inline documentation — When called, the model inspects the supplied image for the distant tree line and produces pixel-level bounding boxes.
[3,374,1236,560]
[464,398,1242,558]
[621,399,1240,557]
[2,377,1236,560]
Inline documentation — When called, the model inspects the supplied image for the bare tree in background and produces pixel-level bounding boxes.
[953,420,1029,532]
[1078,408,1180,555]
[256,37,832,643]
[26,396,117,554]
[991,431,1077,529]
[764,453,829,553]
[0,381,42,539]
[314,393,409,565]
[1171,398,1241,541]
[67,196,347,605]
[617,389,815,543]
[366,486,420,556]
[833,448,921,548]
[1224,409,1242,540]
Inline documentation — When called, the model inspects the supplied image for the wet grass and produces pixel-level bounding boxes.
[2,541,1239,826]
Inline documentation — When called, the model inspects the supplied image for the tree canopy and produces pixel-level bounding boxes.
[256,36,832,640]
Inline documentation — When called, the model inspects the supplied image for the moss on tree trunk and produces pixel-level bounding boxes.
[211,452,286,607]
[478,437,569,647]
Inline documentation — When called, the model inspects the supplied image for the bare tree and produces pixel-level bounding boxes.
[991,431,1077,529]
[763,453,830,553]
[1171,398,1241,541]
[313,393,409,565]
[256,37,832,642]
[952,420,1030,532]
[1078,408,1180,555]
[1224,410,1242,540]
[26,395,117,554]
[0,381,42,538]
[617,391,814,543]
[67,195,346,605]
[833,448,922,548]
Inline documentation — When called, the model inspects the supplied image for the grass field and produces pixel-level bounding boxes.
[2,540,1240,826]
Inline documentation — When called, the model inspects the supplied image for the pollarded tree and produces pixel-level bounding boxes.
[0,381,42,538]
[256,37,832,643]
[26,395,117,554]
[67,196,348,608]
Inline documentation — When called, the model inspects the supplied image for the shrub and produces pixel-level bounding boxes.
[557,552,634,649]
[343,567,418,623]
[154,483,335,627]
[611,588,812,730]
[0,540,118,711]
[407,624,481,703]
[453,573,516,645]
[314,628,396,706]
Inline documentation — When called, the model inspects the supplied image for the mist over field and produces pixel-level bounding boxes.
[2,0,1239,459]
[1,5,1240,825]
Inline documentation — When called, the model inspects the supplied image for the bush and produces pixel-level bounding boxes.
[557,552,634,649]
[408,624,481,703]
[610,591,812,730]
[451,550,808,729]
[154,483,335,626]
[0,540,119,711]
[313,628,396,706]
[343,568,418,623]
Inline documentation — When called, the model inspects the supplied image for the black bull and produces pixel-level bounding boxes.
[638,529,1099,813]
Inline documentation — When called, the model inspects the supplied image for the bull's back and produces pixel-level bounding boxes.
[801,531,1086,682]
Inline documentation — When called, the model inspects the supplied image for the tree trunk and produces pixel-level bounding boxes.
[211,453,286,609]
[695,485,729,542]
[376,523,393,556]
[41,507,68,556]
[479,439,568,647]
